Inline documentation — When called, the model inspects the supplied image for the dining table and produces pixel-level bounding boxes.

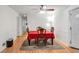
[27,31,55,46]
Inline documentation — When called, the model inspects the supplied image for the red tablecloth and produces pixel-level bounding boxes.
[27,31,55,40]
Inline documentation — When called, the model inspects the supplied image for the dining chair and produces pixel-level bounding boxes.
[26,26,29,33]
[37,28,47,46]
[51,27,54,32]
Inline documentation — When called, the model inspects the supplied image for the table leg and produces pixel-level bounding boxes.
[36,38,39,46]
[51,38,53,45]
[28,40,30,46]
[35,39,37,45]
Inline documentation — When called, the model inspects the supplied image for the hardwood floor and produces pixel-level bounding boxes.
[3,32,74,53]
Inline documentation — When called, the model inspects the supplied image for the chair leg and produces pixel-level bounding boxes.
[28,40,30,46]
[44,39,47,46]
[51,38,53,45]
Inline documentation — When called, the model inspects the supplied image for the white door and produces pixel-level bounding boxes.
[69,8,79,48]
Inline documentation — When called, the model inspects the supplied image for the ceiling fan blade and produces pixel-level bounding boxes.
[45,9,54,11]
[40,5,54,11]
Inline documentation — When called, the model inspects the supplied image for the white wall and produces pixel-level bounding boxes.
[55,5,79,46]
[27,12,54,31]
[0,6,19,52]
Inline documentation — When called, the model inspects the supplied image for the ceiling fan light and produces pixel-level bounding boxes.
[43,6,47,9]
[39,10,45,14]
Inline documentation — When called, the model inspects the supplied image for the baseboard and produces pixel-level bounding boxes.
[0,46,6,53]
[70,46,79,50]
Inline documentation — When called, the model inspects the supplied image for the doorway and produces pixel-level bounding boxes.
[69,7,79,49]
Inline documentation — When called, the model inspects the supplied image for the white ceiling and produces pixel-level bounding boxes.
[9,5,70,15]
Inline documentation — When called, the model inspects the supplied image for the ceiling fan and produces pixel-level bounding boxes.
[40,5,54,11]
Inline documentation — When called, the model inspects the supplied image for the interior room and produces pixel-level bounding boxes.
[0,5,79,53]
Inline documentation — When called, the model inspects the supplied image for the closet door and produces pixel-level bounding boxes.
[70,8,79,48]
